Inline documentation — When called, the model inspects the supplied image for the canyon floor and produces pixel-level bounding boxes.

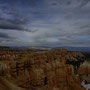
[0,47,90,90]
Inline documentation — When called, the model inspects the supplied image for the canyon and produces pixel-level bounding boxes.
[0,47,89,90]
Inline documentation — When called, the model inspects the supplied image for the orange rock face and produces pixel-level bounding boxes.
[0,48,86,90]
[78,60,90,84]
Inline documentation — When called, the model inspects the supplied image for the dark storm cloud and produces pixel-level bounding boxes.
[79,0,90,7]
[0,32,11,38]
[0,7,30,31]
[50,0,90,7]
[0,1,30,31]
[0,0,42,7]
[30,11,41,15]
[0,18,28,31]
[0,32,17,45]
[79,24,90,29]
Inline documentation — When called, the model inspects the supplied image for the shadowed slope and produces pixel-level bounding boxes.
[0,76,26,90]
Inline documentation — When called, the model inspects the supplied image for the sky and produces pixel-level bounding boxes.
[0,0,90,47]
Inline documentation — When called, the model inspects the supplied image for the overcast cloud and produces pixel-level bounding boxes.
[0,0,90,47]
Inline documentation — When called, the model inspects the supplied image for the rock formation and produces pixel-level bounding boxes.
[78,59,90,84]
[0,48,86,90]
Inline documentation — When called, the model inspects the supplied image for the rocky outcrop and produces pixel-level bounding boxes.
[0,48,86,90]
[78,60,90,84]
